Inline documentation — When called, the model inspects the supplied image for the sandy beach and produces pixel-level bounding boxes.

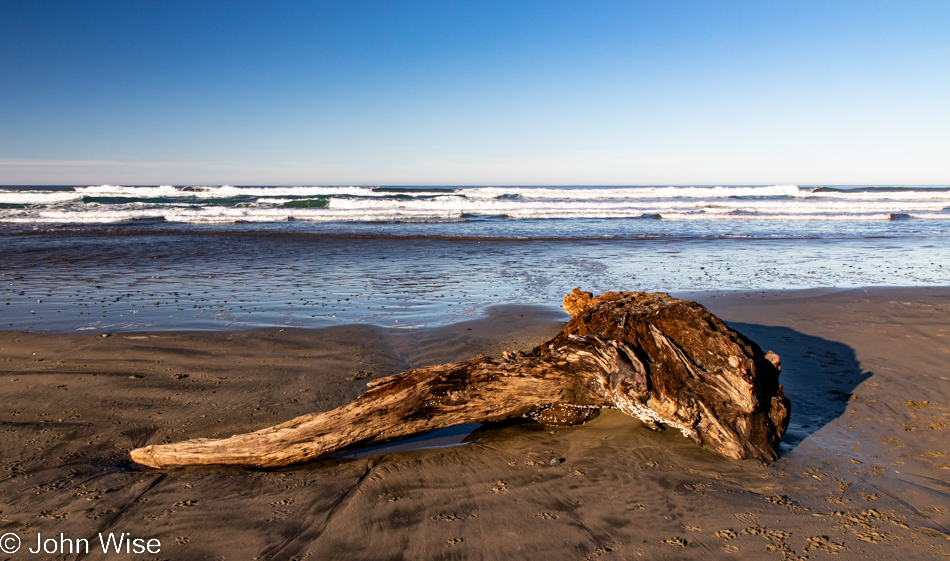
[1,287,949,560]
[5,1,949,558]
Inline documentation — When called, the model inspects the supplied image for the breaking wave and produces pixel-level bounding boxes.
[2,184,949,227]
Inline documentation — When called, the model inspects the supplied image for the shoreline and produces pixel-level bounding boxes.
[5,283,950,335]
[1,287,949,559]
[4,227,949,334]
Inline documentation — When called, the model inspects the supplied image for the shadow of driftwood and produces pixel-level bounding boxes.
[727,322,872,453]
[330,321,868,463]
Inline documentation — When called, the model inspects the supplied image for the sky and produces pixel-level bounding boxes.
[1,0,948,186]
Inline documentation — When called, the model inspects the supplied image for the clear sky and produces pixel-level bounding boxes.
[1,0,948,186]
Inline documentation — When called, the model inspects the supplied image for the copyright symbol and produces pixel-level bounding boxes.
[0,532,20,553]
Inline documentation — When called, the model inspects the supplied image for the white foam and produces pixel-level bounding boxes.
[5,202,949,225]
[0,190,82,204]
[0,206,466,224]
[463,185,805,200]
[2,184,949,224]
[40,184,950,204]
[324,192,950,217]
[74,184,185,197]
[72,184,395,199]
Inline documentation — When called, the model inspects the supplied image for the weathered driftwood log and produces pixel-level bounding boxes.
[130,290,790,468]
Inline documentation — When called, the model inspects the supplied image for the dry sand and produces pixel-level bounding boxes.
[1,288,949,560]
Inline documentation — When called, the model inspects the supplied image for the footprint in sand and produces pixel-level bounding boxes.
[743,525,765,536]
[901,400,928,409]
[763,529,790,542]
[917,527,950,540]
[805,536,845,553]
[856,530,887,543]
[735,512,758,524]
[716,529,737,540]
[38,510,68,520]
[766,494,806,512]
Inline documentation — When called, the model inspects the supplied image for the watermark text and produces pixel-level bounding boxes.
[0,532,162,555]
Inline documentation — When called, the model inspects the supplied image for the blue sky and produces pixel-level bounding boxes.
[1,1,948,185]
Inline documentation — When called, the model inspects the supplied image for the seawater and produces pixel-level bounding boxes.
[1,185,948,332]
[3,184,950,228]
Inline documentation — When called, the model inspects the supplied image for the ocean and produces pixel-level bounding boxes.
[1,184,948,332]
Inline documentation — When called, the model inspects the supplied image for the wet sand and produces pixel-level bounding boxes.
[4,232,949,334]
[1,288,949,559]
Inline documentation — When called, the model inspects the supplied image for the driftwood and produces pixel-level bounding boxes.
[130,290,790,468]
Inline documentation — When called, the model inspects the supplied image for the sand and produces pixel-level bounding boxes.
[1,288,949,560]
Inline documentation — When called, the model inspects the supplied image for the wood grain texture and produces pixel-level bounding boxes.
[130,291,790,468]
